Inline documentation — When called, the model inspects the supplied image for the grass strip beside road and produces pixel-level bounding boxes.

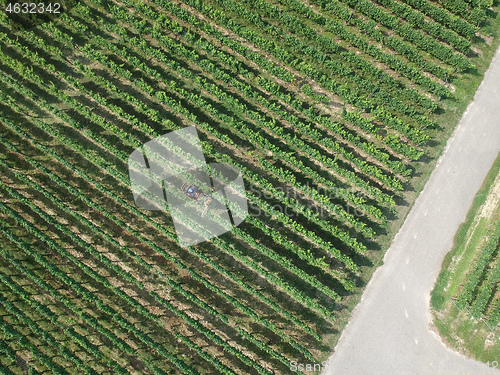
[431,149,500,364]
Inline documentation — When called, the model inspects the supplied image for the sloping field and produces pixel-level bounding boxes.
[0,0,499,373]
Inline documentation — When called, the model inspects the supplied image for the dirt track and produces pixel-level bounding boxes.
[323,45,500,375]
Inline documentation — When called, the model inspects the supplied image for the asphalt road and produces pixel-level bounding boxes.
[323,44,500,375]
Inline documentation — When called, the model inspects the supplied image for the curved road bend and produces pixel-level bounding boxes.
[323,45,500,375]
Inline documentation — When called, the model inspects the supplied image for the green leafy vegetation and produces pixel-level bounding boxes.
[0,0,499,373]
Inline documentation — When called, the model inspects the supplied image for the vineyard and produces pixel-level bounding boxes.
[0,0,498,373]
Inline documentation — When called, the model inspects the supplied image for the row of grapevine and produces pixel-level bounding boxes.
[236,0,439,120]
[323,0,449,79]
[1,110,322,370]
[0,282,101,375]
[56,23,392,220]
[256,77,420,164]
[456,226,500,310]
[177,0,434,144]
[127,3,416,176]
[0,120,298,373]
[0,223,203,375]
[0,0,495,373]
[0,338,17,374]
[104,34,404,192]
[0,199,204,374]
[0,103,332,351]
[42,8,389,228]
[0,194,274,375]
[469,262,500,321]
[306,0,447,76]
[153,0,435,152]
[52,20,398,215]
[75,38,395,205]
[188,0,436,131]
[0,31,351,278]
[173,332,238,375]
[40,70,357,279]
[74,56,387,227]
[87,2,406,193]
[0,105,337,323]
[401,0,478,38]
[0,54,341,324]
[0,228,138,372]
[455,219,500,325]
[438,0,490,26]
[0,310,68,375]
[338,0,472,71]
[0,140,320,353]
[0,8,372,318]
[308,0,449,93]
[0,100,328,344]
[227,0,435,114]
[20,68,355,279]
[372,0,471,53]
[196,0,446,92]
[340,108,425,161]
[122,0,429,158]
